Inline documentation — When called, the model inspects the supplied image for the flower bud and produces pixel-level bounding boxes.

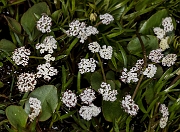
[90,13,97,22]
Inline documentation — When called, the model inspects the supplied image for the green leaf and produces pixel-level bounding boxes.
[91,71,103,91]
[0,39,16,52]
[139,9,168,34]
[4,16,21,33]
[6,105,28,129]
[20,2,50,37]
[25,85,58,121]
[127,35,158,56]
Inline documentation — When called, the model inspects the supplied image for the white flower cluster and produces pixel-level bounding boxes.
[88,42,101,53]
[98,82,118,102]
[79,88,96,104]
[153,27,165,40]
[12,46,31,66]
[36,13,52,33]
[143,64,157,78]
[148,49,164,63]
[17,73,37,92]
[134,59,144,71]
[120,59,144,83]
[100,13,114,25]
[153,17,174,51]
[36,36,57,54]
[99,45,113,59]
[160,116,168,129]
[79,103,101,120]
[36,63,58,81]
[120,68,139,83]
[78,58,96,74]
[121,95,139,116]
[159,104,169,128]
[88,42,113,60]
[28,97,41,122]
[66,20,99,43]
[44,54,55,62]
[162,17,174,33]
[162,54,177,67]
[61,90,77,108]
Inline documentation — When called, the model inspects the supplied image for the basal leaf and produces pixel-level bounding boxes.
[25,85,58,121]
[0,39,16,52]
[6,105,28,129]
[21,2,50,37]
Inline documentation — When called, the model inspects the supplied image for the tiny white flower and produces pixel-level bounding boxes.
[148,49,164,63]
[153,27,165,40]
[17,73,37,92]
[88,42,101,53]
[99,45,113,59]
[143,64,157,78]
[98,82,118,102]
[162,54,177,67]
[36,36,57,54]
[159,104,169,117]
[100,13,114,25]
[78,58,97,74]
[120,68,139,83]
[36,13,52,33]
[36,63,58,81]
[44,54,55,62]
[61,90,77,108]
[28,97,41,122]
[66,20,98,43]
[121,95,139,116]
[162,17,174,32]
[79,104,101,120]
[79,88,96,104]
[12,46,31,66]
[160,116,168,128]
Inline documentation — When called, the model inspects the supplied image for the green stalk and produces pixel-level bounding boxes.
[96,53,106,82]
[29,56,44,59]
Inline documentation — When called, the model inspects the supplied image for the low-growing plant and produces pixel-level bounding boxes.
[0,0,180,132]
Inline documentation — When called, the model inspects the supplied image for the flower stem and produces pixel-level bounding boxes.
[96,53,106,82]
[29,56,44,59]
[132,32,147,99]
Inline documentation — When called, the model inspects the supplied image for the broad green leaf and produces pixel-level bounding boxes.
[6,105,28,129]
[21,2,50,36]
[0,39,16,52]
[91,71,103,91]
[25,85,58,121]
[102,80,121,122]
[127,35,158,56]
[139,9,168,34]
[4,16,21,33]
